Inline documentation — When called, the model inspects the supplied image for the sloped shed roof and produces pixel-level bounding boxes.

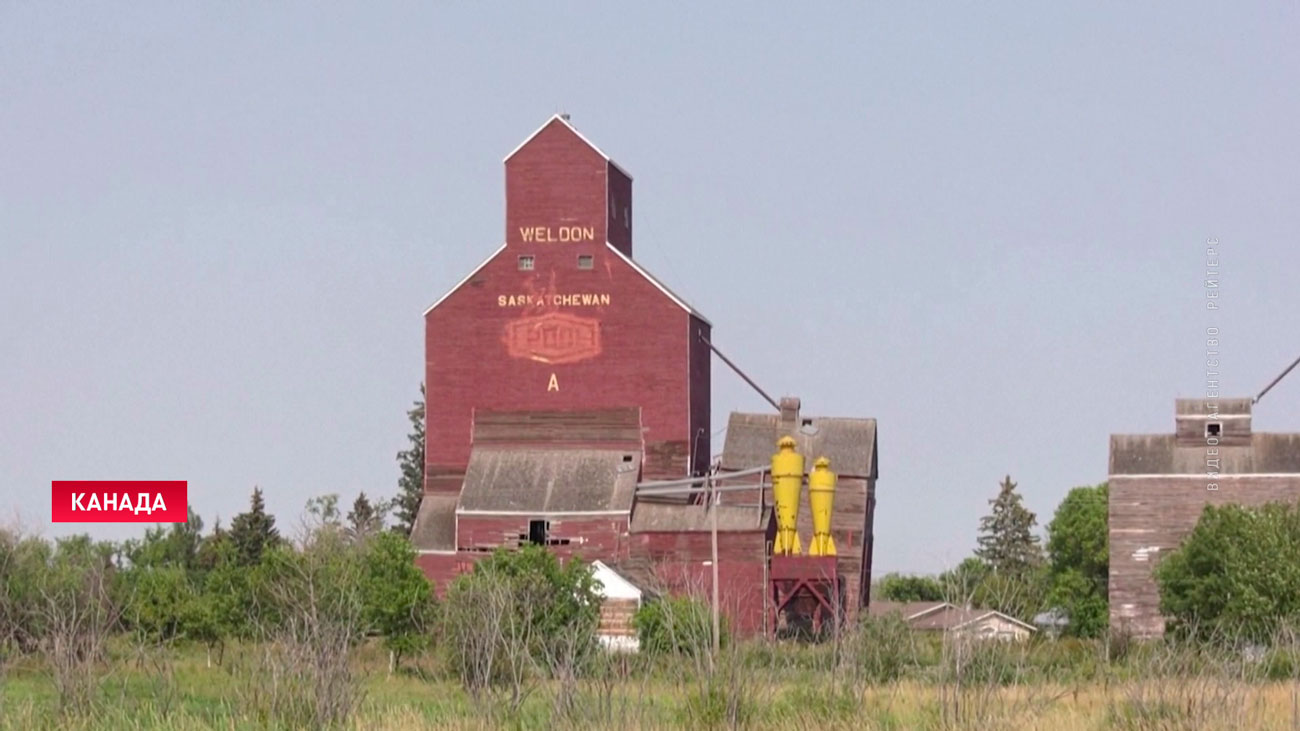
[410,493,458,552]
[721,413,878,478]
[457,447,640,515]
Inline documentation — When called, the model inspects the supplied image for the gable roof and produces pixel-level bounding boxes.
[423,243,507,316]
[503,114,632,179]
[721,413,877,478]
[869,601,1037,633]
[604,242,711,325]
[591,560,644,600]
[868,600,949,620]
[456,447,641,515]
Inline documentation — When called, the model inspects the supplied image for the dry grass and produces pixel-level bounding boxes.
[3,638,1300,729]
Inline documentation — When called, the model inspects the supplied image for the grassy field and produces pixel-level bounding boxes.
[4,639,1300,730]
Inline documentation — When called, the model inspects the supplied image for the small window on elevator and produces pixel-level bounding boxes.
[1206,422,1222,438]
[577,255,594,270]
[518,255,534,271]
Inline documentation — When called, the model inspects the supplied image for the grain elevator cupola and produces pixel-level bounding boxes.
[503,115,634,258]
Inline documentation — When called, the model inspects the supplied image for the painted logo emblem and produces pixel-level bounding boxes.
[504,311,602,364]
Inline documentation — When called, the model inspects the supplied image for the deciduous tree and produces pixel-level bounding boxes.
[1045,482,1109,637]
[875,572,944,602]
[1156,502,1300,642]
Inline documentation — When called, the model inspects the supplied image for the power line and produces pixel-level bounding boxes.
[1254,353,1300,405]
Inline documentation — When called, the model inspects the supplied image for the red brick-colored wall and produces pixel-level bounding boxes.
[425,118,707,488]
[629,531,769,634]
[506,120,610,251]
[456,514,631,561]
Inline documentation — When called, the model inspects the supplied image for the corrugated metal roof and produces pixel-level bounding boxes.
[456,447,640,515]
[720,412,877,478]
[628,501,769,533]
[410,494,458,552]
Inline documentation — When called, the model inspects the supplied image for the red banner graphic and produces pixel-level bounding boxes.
[51,481,188,523]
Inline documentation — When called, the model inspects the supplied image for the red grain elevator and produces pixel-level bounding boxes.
[423,115,711,488]
[410,116,877,636]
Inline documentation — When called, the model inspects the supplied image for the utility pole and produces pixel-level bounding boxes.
[710,470,720,659]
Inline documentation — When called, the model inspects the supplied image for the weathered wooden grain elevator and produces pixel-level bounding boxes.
[1109,397,1300,637]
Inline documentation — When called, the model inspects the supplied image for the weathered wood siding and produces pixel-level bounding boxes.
[1110,474,1300,636]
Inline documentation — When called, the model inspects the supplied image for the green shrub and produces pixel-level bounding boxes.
[1262,648,1298,680]
[852,613,915,682]
[441,546,600,692]
[633,596,724,656]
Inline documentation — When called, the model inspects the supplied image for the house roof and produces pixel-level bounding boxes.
[604,557,664,597]
[721,413,877,478]
[869,601,1036,633]
[591,560,644,600]
[868,600,949,620]
[456,447,640,515]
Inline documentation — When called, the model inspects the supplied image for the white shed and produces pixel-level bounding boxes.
[591,560,643,652]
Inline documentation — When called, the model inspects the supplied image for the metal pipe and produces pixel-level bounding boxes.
[1255,353,1300,404]
[636,465,768,488]
[699,333,780,412]
[635,482,772,497]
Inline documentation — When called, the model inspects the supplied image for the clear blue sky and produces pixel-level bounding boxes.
[2,3,1296,572]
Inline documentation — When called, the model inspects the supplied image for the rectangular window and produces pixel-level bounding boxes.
[577,255,594,270]
[518,255,534,271]
[528,520,548,545]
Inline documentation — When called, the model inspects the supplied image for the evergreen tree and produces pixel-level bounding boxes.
[347,492,384,542]
[974,475,1043,577]
[394,384,426,535]
[228,487,279,567]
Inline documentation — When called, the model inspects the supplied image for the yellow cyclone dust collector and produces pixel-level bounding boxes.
[808,456,837,556]
[771,436,804,555]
